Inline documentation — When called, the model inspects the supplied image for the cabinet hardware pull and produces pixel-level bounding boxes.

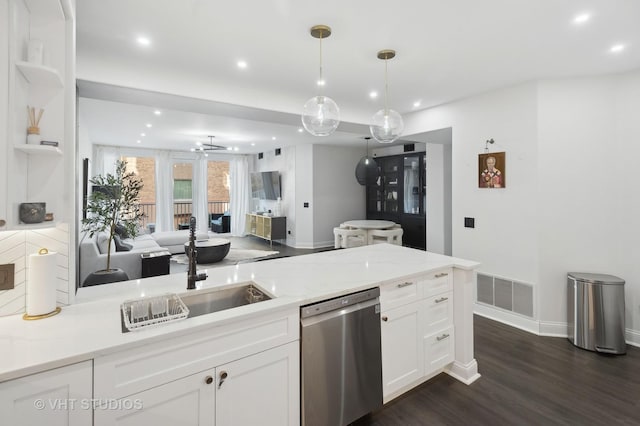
[381,316,388,322]
[397,282,413,288]
[436,333,450,341]
[434,273,449,278]
[218,371,228,388]
[205,375,213,385]
[435,297,448,303]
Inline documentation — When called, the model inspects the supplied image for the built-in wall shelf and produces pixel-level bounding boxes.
[14,144,63,156]
[16,62,63,88]
[13,221,58,230]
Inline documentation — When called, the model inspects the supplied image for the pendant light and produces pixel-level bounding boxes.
[370,49,404,143]
[355,136,378,185]
[301,25,340,136]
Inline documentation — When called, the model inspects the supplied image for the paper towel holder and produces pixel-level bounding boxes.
[22,247,62,321]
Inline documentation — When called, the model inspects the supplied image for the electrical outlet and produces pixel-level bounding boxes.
[464,217,475,228]
[0,263,15,290]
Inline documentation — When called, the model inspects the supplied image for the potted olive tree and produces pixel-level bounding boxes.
[82,160,144,286]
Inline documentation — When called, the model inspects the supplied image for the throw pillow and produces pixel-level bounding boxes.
[113,235,133,252]
[96,233,116,254]
[114,223,130,239]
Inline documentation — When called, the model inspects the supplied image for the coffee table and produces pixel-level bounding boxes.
[184,238,231,264]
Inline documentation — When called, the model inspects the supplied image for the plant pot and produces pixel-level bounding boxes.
[82,268,129,286]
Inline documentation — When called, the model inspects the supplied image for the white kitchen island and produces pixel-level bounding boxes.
[0,244,480,425]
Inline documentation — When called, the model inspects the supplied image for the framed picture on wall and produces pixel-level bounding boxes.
[478,152,506,188]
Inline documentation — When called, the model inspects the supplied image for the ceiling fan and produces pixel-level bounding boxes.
[191,135,226,155]
[199,135,226,151]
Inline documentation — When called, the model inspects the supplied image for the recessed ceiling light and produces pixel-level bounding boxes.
[154,110,161,115]
[369,91,378,99]
[237,60,248,69]
[146,123,152,128]
[196,142,202,146]
[136,140,141,144]
[227,147,233,151]
[140,133,146,137]
[234,147,239,151]
[204,153,209,157]
[251,143,256,146]
[573,13,591,24]
[190,148,195,152]
[136,36,151,46]
[298,128,303,133]
[610,44,626,53]
[272,136,277,140]
[413,101,421,108]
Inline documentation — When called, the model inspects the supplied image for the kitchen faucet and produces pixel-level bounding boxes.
[187,216,207,290]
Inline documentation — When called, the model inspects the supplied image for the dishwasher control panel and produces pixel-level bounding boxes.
[300,287,380,318]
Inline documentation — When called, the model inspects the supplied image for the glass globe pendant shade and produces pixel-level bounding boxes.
[369,108,404,143]
[302,95,340,136]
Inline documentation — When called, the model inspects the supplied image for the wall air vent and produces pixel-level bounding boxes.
[477,273,534,318]
[403,143,415,152]
[258,152,263,160]
[275,148,281,156]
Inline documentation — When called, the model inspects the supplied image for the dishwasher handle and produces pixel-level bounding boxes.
[300,297,380,327]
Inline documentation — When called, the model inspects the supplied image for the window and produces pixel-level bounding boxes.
[174,179,192,200]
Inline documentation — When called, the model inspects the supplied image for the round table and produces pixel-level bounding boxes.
[341,220,396,230]
[184,238,230,264]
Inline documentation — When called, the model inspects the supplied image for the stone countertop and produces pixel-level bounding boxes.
[0,244,479,382]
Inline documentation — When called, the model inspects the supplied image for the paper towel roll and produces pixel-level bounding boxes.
[26,248,57,316]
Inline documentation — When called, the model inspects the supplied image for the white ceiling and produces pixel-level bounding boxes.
[76,0,640,153]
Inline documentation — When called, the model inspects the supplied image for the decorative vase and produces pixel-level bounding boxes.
[83,268,129,287]
[27,126,41,145]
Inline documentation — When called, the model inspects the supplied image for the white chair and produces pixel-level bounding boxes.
[368,227,403,246]
[333,227,367,249]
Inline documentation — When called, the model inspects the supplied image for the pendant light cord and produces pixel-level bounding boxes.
[318,30,324,93]
[384,58,389,113]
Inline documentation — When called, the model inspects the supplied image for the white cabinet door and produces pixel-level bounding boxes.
[380,301,424,400]
[216,341,299,426]
[95,368,215,426]
[423,291,454,335]
[0,360,92,426]
[424,326,455,374]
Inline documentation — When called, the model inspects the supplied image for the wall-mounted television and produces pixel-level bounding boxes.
[251,171,281,200]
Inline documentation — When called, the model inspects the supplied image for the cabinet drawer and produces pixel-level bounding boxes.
[423,291,453,335]
[380,277,420,310]
[95,308,298,399]
[421,268,453,298]
[424,326,455,374]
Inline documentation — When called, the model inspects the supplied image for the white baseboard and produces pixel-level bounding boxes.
[538,321,568,337]
[474,303,540,334]
[445,360,481,385]
[626,328,640,348]
[476,304,640,347]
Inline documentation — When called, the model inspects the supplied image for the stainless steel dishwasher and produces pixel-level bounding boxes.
[300,287,383,426]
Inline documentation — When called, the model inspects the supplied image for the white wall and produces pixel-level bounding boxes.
[537,72,640,338]
[404,72,640,343]
[426,143,445,254]
[404,83,540,287]
[312,144,366,247]
[294,144,314,248]
[252,146,296,246]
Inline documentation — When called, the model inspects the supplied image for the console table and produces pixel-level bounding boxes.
[246,214,286,247]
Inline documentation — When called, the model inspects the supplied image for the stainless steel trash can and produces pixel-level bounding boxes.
[567,272,626,354]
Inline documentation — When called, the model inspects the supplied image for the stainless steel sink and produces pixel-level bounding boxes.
[120,283,272,333]
[179,283,272,318]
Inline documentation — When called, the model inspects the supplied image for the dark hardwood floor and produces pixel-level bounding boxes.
[355,315,640,425]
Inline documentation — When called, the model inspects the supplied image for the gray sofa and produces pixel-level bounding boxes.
[79,230,209,285]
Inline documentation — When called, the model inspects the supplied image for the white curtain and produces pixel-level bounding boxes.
[93,145,118,178]
[229,156,250,236]
[155,151,174,232]
[192,156,209,234]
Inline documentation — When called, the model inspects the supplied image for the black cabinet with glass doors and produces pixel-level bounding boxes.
[366,153,426,250]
